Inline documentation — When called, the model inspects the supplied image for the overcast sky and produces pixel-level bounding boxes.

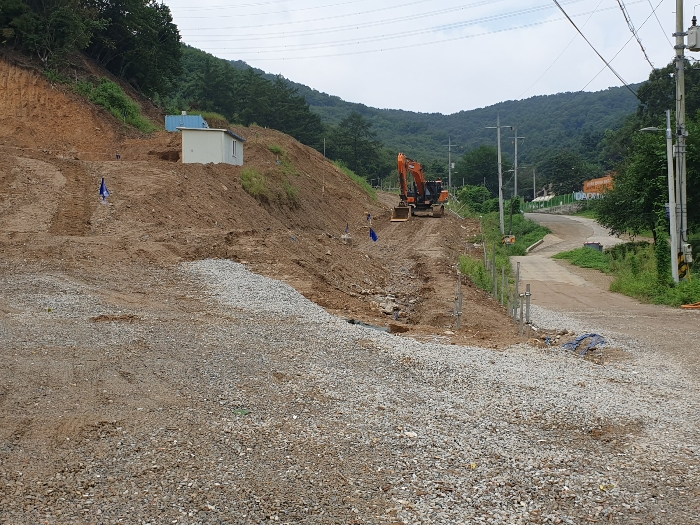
[165,0,693,114]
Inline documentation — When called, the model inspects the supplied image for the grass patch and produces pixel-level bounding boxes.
[451,202,549,298]
[553,247,610,272]
[268,144,283,155]
[282,180,299,205]
[200,112,229,128]
[333,161,376,200]
[556,240,700,307]
[74,78,155,133]
[573,206,598,219]
[241,168,268,200]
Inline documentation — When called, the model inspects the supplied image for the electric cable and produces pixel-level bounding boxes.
[173,0,365,12]
[184,0,508,40]
[552,0,638,99]
[180,0,584,32]
[566,0,663,104]
[647,0,674,47]
[518,0,604,99]
[616,0,654,68]
[192,1,645,57]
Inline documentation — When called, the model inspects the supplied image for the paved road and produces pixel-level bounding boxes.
[513,213,700,375]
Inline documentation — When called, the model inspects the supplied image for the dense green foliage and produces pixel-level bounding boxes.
[454,145,512,191]
[164,47,323,148]
[74,77,154,132]
[268,67,639,170]
[325,112,384,179]
[555,242,700,307]
[455,184,499,214]
[2,0,181,96]
[594,111,700,245]
[457,206,549,295]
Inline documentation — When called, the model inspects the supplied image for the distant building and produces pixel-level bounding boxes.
[165,112,208,132]
[177,127,246,166]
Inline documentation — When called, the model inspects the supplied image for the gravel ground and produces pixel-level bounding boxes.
[1,259,699,524]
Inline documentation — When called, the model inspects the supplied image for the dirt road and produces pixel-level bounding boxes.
[513,213,700,375]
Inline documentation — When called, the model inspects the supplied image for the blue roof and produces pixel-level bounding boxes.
[165,114,208,132]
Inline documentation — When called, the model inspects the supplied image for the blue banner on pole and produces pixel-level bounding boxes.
[369,228,378,242]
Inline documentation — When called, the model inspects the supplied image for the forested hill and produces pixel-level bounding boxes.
[228,59,639,165]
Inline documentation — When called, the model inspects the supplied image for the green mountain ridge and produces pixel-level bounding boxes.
[227,59,639,166]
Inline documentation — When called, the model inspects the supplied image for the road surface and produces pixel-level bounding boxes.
[513,213,700,375]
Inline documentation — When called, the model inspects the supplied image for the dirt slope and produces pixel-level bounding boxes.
[0,57,519,345]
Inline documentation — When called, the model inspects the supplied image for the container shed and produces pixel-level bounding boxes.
[165,113,208,132]
[178,127,246,166]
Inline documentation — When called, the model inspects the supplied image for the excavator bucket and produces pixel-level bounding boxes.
[431,205,444,217]
[391,205,410,222]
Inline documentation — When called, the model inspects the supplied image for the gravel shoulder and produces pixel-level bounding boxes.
[1,258,699,524]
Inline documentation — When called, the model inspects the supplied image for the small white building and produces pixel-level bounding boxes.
[177,127,245,166]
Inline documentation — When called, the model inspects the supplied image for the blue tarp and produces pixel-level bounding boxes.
[562,333,605,356]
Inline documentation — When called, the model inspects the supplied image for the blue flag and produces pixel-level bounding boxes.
[345,223,349,234]
[366,213,372,222]
[99,177,110,203]
[369,227,378,242]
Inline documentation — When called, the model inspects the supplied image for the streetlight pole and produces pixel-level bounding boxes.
[487,112,510,235]
[640,109,679,283]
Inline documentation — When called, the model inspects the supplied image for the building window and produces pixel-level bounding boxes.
[232,140,236,157]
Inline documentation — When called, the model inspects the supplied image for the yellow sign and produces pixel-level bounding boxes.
[502,235,516,245]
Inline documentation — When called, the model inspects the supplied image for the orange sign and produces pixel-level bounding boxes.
[583,176,614,194]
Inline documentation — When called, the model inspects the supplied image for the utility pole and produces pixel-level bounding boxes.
[487,112,510,235]
[510,127,525,198]
[675,0,689,280]
[666,110,680,283]
[445,136,457,192]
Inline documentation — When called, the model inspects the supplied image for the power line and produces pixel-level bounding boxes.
[616,0,654,68]
[519,0,604,99]
[173,0,365,12]
[552,0,639,99]
[566,0,663,104]
[189,1,644,58]
[647,0,674,48]
[182,0,508,40]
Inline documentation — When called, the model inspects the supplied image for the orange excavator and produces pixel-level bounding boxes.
[391,153,450,221]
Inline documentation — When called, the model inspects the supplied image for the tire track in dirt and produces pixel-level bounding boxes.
[49,160,96,236]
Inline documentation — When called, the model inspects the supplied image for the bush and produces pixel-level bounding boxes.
[74,78,155,133]
[241,168,268,200]
[269,144,283,155]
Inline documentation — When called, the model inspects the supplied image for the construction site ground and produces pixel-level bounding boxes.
[1,57,699,524]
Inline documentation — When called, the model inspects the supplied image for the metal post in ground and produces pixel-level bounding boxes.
[525,284,531,324]
[513,262,520,322]
[519,294,525,336]
[492,243,497,297]
[501,267,506,305]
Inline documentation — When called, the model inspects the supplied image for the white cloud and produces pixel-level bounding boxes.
[169,0,685,114]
